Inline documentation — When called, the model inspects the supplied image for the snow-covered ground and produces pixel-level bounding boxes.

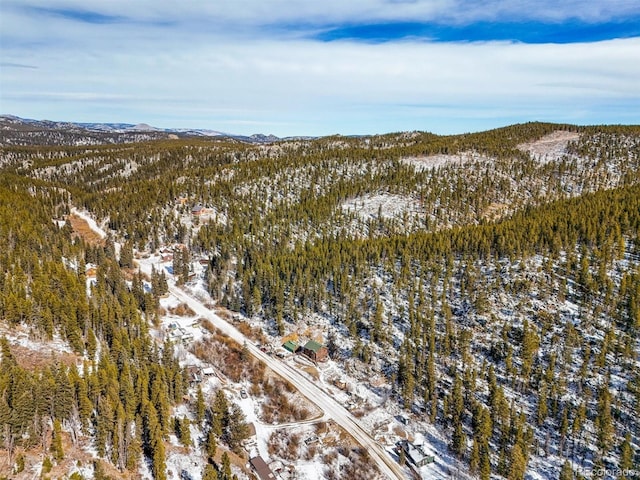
[400,151,490,171]
[132,250,406,479]
[69,207,107,238]
[342,193,422,221]
[65,203,618,480]
[167,282,406,479]
[517,131,581,163]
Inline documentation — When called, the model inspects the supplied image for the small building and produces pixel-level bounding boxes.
[249,456,276,480]
[192,204,204,216]
[167,327,184,342]
[282,340,299,353]
[301,340,328,363]
[397,440,434,467]
[167,326,194,345]
[305,435,319,445]
[185,365,202,385]
[85,264,97,278]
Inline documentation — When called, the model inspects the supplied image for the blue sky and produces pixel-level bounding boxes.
[1,0,639,136]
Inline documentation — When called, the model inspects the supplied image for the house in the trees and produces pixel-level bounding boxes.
[167,326,194,345]
[185,365,202,385]
[85,264,97,278]
[192,204,204,216]
[397,440,434,467]
[301,340,328,362]
[282,340,299,353]
[249,456,276,480]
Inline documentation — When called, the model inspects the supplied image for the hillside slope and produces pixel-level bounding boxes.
[1,122,639,479]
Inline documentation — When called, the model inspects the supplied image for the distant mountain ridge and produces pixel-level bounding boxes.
[0,114,301,146]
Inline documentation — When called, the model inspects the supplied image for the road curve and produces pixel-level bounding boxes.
[170,286,406,480]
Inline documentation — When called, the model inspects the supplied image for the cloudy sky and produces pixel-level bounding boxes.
[1,1,639,136]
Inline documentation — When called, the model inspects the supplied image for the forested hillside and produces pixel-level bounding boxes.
[1,122,639,479]
[0,176,187,478]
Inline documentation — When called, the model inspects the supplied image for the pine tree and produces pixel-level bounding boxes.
[520,320,539,388]
[126,431,142,471]
[52,419,64,461]
[559,460,573,480]
[119,363,136,420]
[203,464,219,480]
[180,417,192,449]
[220,452,232,480]
[469,439,480,474]
[558,407,569,456]
[205,428,217,461]
[451,419,466,458]
[150,373,170,434]
[507,444,527,480]
[195,386,206,425]
[212,390,229,437]
[86,329,98,360]
[226,404,249,450]
[479,444,491,480]
[95,396,114,457]
[42,456,53,474]
[471,404,492,480]
[537,382,548,426]
[143,401,166,480]
[119,240,134,269]
[450,374,464,425]
[14,453,25,474]
[595,384,613,456]
[619,432,634,479]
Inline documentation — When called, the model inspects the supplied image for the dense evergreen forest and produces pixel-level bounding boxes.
[1,122,639,479]
[0,183,248,477]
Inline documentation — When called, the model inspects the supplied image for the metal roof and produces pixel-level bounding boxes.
[249,456,275,480]
[303,340,324,352]
[283,340,298,352]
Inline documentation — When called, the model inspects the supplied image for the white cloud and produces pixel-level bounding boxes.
[5,0,640,33]
[1,1,639,135]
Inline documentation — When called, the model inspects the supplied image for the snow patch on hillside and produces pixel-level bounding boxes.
[70,207,107,238]
[517,131,581,162]
[342,193,421,221]
[0,325,73,357]
[401,151,490,171]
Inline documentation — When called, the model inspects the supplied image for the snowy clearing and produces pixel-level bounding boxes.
[400,151,491,171]
[70,207,108,238]
[517,130,581,162]
[342,193,422,221]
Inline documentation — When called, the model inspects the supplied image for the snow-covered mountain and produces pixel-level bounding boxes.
[0,114,287,145]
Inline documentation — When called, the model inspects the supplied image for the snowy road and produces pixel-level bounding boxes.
[169,286,407,480]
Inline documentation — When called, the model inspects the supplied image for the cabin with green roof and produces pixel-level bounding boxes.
[282,340,299,353]
[301,340,328,362]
